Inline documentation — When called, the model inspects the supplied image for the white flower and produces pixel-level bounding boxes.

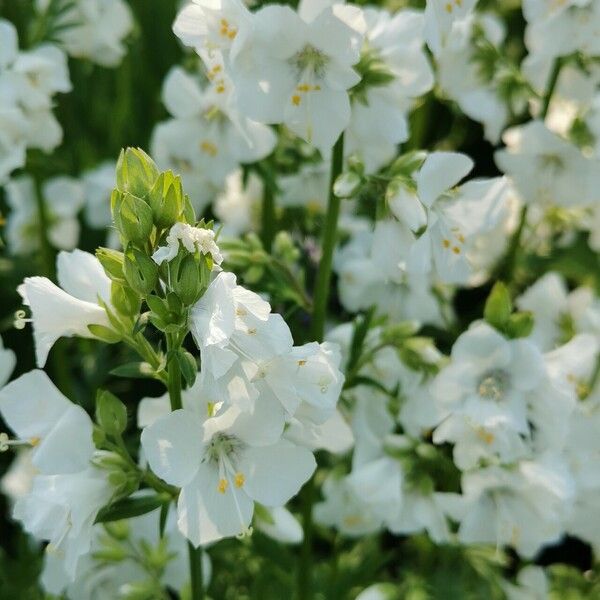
[36,0,133,67]
[0,370,95,474]
[346,8,434,170]
[141,394,315,546]
[82,161,116,230]
[314,473,384,537]
[516,272,600,351]
[213,169,263,236]
[14,467,114,578]
[334,219,445,325]
[430,322,552,469]
[0,334,15,388]
[0,449,35,504]
[18,249,113,367]
[151,65,275,212]
[230,0,365,152]
[173,0,252,57]
[279,161,330,214]
[152,222,224,266]
[439,455,575,558]
[423,0,478,56]
[495,120,600,207]
[5,175,84,255]
[403,152,508,284]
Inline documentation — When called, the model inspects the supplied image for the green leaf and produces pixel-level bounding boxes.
[483,282,512,330]
[94,494,170,524]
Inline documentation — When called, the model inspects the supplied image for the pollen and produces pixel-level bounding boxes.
[292,94,301,106]
[219,18,237,40]
[200,140,218,157]
[234,472,245,488]
[218,478,228,494]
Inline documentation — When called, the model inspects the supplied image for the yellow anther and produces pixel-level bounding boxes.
[445,2,453,12]
[220,18,228,26]
[298,359,307,366]
[234,472,245,488]
[442,239,450,248]
[343,515,362,527]
[456,233,465,243]
[452,246,461,254]
[235,307,247,316]
[216,82,226,94]
[207,402,216,417]
[29,437,41,447]
[228,30,236,39]
[292,94,301,106]
[200,140,218,157]
[218,478,228,494]
[247,327,257,335]
[476,428,495,445]
[455,0,462,6]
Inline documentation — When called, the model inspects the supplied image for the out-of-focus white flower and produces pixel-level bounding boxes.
[18,250,113,367]
[5,175,84,255]
[214,169,263,236]
[440,455,575,558]
[36,0,133,67]
[229,0,365,152]
[254,505,304,544]
[0,449,35,504]
[279,161,330,214]
[423,0,478,56]
[495,120,600,207]
[0,20,71,180]
[151,65,275,212]
[346,8,434,171]
[82,161,116,230]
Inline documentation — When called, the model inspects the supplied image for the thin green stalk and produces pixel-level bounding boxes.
[164,333,203,597]
[261,181,276,252]
[188,542,205,600]
[166,333,182,411]
[309,133,345,342]
[297,134,345,600]
[498,57,564,283]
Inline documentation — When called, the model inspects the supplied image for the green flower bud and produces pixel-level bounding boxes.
[172,253,206,306]
[96,247,126,283]
[116,147,159,198]
[505,311,535,339]
[333,171,362,198]
[96,390,128,438]
[484,281,512,331]
[113,191,154,246]
[111,282,141,317]
[148,171,184,229]
[123,246,158,297]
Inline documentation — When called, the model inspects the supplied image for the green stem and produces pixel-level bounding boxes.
[261,181,276,252]
[188,542,205,600]
[498,57,564,283]
[540,57,564,120]
[297,134,345,600]
[164,334,203,597]
[166,333,182,411]
[309,133,345,342]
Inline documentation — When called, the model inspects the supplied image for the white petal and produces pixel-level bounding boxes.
[416,152,473,207]
[141,409,203,487]
[56,249,112,305]
[240,440,316,506]
[0,370,70,439]
[177,463,254,546]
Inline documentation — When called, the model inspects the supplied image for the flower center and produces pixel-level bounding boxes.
[204,433,246,494]
[290,45,329,79]
[477,369,511,401]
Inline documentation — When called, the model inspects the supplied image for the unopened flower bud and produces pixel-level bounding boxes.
[116,147,159,199]
[148,171,185,229]
[333,171,362,198]
[123,246,158,297]
[112,191,154,246]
